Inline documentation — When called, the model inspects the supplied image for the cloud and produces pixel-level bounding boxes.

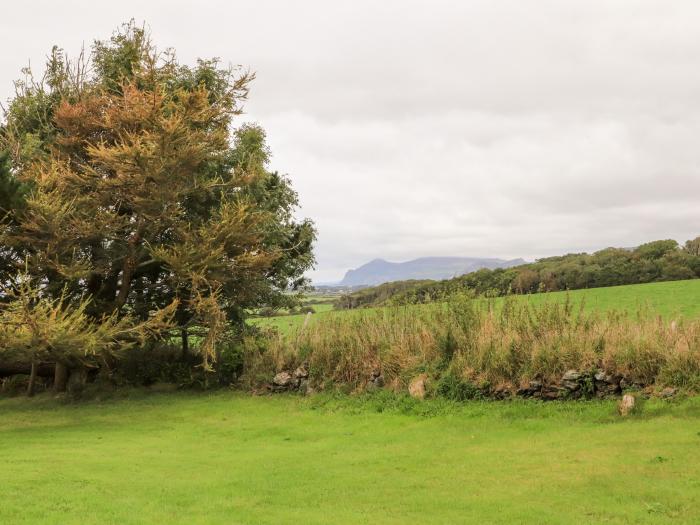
[2,1,700,282]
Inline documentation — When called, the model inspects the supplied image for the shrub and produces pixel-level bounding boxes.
[216,339,245,386]
[244,296,700,395]
[111,342,183,386]
[435,371,484,401]
[258,307,279,317]
[0,374,32,396]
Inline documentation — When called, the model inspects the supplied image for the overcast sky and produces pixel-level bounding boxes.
[2,1,700,282]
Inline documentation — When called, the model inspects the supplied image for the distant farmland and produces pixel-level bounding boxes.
[250,279,700,333]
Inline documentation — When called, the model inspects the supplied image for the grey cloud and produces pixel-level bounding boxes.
[2,1,700,283]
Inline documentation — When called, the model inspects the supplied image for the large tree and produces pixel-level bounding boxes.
[685,236,700,257]
[0,23,315,374]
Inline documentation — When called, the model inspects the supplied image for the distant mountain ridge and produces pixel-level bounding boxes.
[339,256,526,286]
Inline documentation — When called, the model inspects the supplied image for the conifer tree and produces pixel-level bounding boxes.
[0,22,315,376]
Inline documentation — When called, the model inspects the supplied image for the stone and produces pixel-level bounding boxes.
[516,380,542,398]
[541,386,561,400]
[594,371,621,398]
[293,366,309,379]
[408,373,428,399]
[529,380,543,390]
[559,371,584,393]
[493,388,510,400]
[516,387,531,397]
[660,387,677,398]
[562,370,582,382]
[596,383,620,398]
[561,380,580,391]
[366,373,385,392]
[618,394,636,416]
[272,371,293,387]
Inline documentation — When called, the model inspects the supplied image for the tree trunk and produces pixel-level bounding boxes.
[115,224,144,313]
[115,257,135,312]
[67,366,88,394]
[54,362,68,393]
[26,361,38,397]
[181,327,189,357]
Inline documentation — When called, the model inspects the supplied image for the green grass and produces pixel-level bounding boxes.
[251,279,700,334]
[302,295,339,304]
[249,302,335,332]
[519,279,700,319]
[306,302,335,313]
[2,392,700,524]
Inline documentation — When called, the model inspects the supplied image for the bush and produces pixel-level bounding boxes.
[216,339,245,386]
[258,307,279,317]
[111,341,184,386]
[1,374,30,396]
[435,371,484,401]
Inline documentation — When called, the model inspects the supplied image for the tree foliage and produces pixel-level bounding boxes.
[0,22,315,372]
[338,237,700,308]
[0,274,176,369]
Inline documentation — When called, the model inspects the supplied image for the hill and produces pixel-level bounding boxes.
[339,256,525,286]
[336,238,700,308]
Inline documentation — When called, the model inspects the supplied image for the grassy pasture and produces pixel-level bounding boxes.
[250,279,700,334]
[1,392,699,524]
[248,302,335,332]
[520,279,700,319]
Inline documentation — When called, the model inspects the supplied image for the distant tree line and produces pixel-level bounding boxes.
[335,280,433,309]
[337,238,700,309]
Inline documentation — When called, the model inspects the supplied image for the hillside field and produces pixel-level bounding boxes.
[2,392,700,524]
[251,279,700,333]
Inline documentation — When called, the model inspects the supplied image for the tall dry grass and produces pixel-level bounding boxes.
[242,295,700,393]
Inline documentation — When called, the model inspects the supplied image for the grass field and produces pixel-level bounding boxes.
[1,392,700,524]
[249,302,335,331]
[251,279,700,333]
[519,279,700,318]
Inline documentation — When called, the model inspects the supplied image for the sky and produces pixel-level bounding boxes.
[2,1,700,283]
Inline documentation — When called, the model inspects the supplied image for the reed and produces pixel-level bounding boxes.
[241,294,700,395]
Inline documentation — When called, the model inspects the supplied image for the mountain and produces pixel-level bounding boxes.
[338,256,526,286]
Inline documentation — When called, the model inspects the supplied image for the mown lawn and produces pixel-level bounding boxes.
[2,392,700,524]
[251,279,700,334]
